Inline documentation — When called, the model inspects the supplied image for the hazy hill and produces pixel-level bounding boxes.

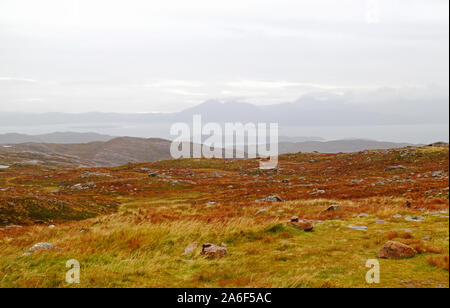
[6,137,173,167]
[278,139,416,154]
[0,132,115,144]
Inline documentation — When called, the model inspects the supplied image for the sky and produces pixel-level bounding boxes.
[0,0,448,115]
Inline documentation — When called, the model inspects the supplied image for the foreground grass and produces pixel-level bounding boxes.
[0,198,448,288]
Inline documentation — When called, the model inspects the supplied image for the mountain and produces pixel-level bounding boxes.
[0,132,115,144]
[1,93,448,129]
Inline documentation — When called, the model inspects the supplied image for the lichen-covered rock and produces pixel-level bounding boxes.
[23,242,59,256]
[256,195,283,203]
[201,243,227,258]
[379,241,417,259]
[287,219,314,232]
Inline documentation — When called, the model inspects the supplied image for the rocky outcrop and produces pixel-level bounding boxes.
[379,241,417,259]
[287,217,314,232]
[201,243,227,258]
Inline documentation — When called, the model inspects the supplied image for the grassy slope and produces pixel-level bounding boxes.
[0,146,448,288]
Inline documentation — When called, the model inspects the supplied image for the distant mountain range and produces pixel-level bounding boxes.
[0,133,418,167]
[0,132,115,144]
[0,97,448,128]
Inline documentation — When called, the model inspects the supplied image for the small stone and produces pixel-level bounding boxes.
[385,165,408,172]
[347,225,368,231]
[148,171,159,178]
[379,241,417,259]
[256,209,267,214]
[256,195,283,203]
[48,225,55,229]
[358,213,371,218]
[325,204,340,212]
[287,219,314,232]
[405,216,425,222]
[393,214,402,219]
[23,242,59,256]
[182,242,198,256]
[201,243,227,258]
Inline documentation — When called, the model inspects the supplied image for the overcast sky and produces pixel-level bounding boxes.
[0,0,448,113]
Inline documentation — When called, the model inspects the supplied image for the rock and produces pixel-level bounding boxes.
[182,242,198,256]
[375,220,386,224]
[325,204,340,212]
[347,225,368,231]
[282,179,290,183]
[48,225,55,229]
[432,171,444,178]
[256,209,267,214]
[256,195,283,203]
[393,214,402,219]
[290,216,299,222]
[385,165,408,172]
[287,219,314,232]
[206,202,217,208]
[148,171,159,178]
[405,216,425,222]
[379,241,417,259]
[23,242,59,256]
[201,243,227,258]
[358,213,371,218]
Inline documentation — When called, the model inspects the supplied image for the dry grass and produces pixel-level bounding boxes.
[0,146,448,288]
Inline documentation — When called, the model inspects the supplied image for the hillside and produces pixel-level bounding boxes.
[0,144,448,287]
[1,137,173,167]
[1,136,418,168]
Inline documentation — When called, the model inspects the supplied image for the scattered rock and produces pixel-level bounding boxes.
[393,214,402,219]
[325,204,340,212]
[358,213,372,218]
[201,243,227,258]
[287,219,314,232]
[385,165,408,172]
[182,242,198,256]
[379,241,417,259]
[432,171,444,178]
[148,171,159,178]
[206,202,217,208]
[405,216,425,222]
[256,195,283,203]
[347,225,368,231]
[23,242,59,256]
[282,179,290,183]
[256,209,267,214]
